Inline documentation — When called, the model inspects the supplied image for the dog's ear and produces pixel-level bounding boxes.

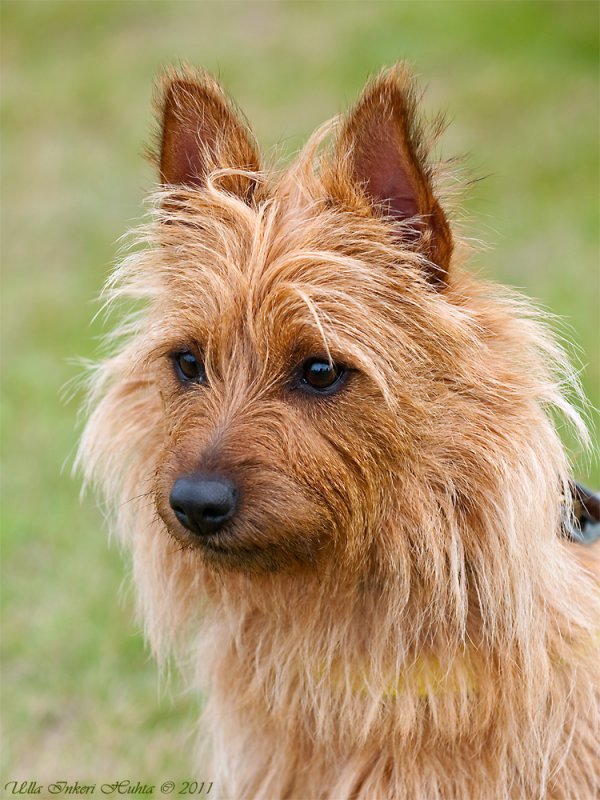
[335,64,453,286]
[156,67,260,200]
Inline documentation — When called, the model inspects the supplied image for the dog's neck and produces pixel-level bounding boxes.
[203,520,595,678]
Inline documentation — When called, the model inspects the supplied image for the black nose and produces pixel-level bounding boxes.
[169,475,238,537]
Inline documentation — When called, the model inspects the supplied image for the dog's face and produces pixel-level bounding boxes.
[151,205,412,574]
[129,67,456,575]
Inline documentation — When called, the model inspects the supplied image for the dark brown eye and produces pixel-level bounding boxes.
[301,358,344,393]
[172,351,206,385]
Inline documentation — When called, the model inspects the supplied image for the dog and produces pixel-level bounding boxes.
[79,64,600,799]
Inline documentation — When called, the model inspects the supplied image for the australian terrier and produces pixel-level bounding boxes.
[79,64,600,798]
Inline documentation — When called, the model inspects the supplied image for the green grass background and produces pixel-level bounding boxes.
[2,0,598,787]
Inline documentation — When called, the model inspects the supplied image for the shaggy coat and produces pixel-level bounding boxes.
[79,65,600,799]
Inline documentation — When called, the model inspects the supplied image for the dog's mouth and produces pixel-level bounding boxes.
[199,531,250,556]
[200,533,233,552]
[196,530,307,573]
[164,513,323,574]
[165,516,244,555]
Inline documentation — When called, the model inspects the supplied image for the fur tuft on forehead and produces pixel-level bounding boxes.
[123,169,451,395]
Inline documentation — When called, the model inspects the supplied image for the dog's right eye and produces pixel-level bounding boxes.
[297,358,346,395]
[172,351,206,385]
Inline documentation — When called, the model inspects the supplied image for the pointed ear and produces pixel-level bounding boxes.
[336,65,453,287]
[156,67,260,200]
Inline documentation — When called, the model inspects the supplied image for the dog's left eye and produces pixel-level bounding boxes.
[300,358,345,393]
[172,351,206,385]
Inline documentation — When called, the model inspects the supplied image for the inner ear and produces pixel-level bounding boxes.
[157,68,260,200]
[336,65,453,287]
[351,113,421,225]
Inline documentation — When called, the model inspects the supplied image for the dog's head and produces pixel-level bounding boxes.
[81,65,574,626]
[132,65,459,575]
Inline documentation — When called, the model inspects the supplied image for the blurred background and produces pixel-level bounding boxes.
[2,0,598,786]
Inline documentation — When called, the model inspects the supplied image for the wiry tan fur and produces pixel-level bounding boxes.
[78,64,600,799]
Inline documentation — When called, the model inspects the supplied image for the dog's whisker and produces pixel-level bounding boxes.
[118,491,154,509]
